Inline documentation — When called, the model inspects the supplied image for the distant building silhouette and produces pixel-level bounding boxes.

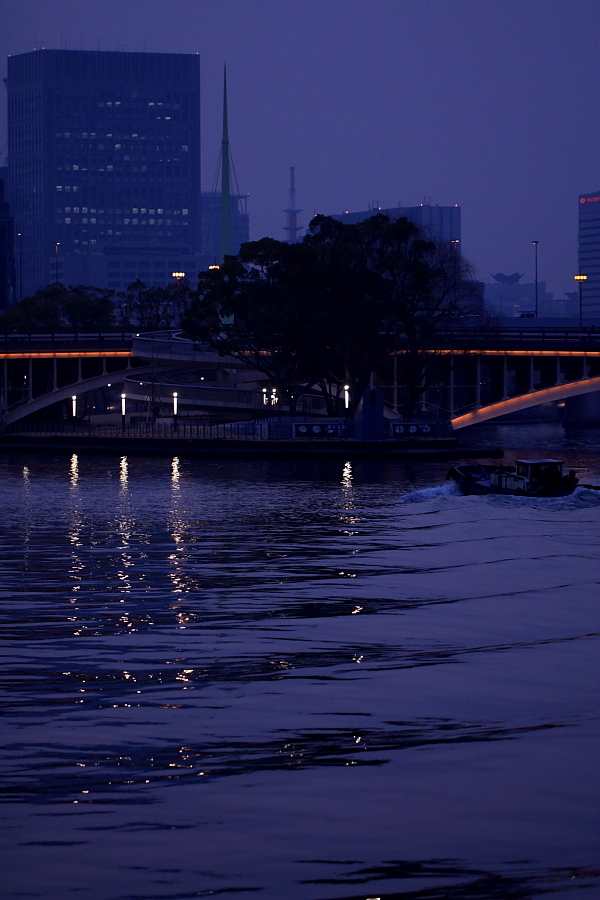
[579,190,600,318]
[330,202,461,245]
[0,168,16,309]
[6,49,207,295]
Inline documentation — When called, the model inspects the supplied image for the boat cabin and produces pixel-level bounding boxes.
[515,459,564,482]
[489,459,565,493]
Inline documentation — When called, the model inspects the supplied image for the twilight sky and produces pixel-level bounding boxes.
[1,0,599,298]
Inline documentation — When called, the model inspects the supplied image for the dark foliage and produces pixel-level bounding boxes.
[182,215,481,415]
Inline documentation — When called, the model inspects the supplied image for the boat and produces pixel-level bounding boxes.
[446,459,579,497]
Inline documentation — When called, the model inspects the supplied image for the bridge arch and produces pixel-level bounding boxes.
[450,375,600,430]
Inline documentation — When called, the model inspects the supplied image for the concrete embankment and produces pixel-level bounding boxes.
[0,434,502,460]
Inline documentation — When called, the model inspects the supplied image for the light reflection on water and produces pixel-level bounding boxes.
[1,428,599,900]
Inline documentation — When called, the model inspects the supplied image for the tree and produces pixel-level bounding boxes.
[62,286,115,332]
[124,279,193,332]
[182,215,480,417]
[181,239,325,412]
[0,283,116,333]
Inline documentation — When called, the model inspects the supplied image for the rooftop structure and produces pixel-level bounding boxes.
[330,202,460,245]
[579,190,600,318]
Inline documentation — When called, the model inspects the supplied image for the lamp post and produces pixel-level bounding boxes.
[531,241,539,317]
[71,395,77,418]
[17,233,23,302]
[172,391,178,432]
[54,242,60,284]
[574,274,588,328]
[344,384,350,411]
[121,392,126,431]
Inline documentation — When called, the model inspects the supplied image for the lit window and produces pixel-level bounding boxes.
[73,207,80,213]
[132,208,138,214]
[90,218,96,224]
[141,208,147,214]
[115,144,121,150]
[157,208,163,214]
[65,217,71,224]
[56,185,63,191]
[149,218,155,224]
[182,145,188,151]
[73,186,79,192]
[182,209,188,215]
[115,101,121,106]
[106,165,113,171]
[82,207,88,213]
[148,102,154,107]
[124,218,130,224]
[106,102,112,107]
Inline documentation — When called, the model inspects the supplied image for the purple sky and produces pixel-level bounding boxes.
[2,0,599,298]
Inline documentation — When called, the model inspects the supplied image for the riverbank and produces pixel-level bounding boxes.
[0,433,502,460]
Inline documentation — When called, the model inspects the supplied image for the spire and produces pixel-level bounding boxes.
[220,65,232,261]
[283,166,303,242]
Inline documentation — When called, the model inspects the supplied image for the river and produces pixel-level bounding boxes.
[1,424,599,899]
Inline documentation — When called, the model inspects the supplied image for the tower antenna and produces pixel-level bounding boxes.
[220,65,232,261]
[283,166,303,242]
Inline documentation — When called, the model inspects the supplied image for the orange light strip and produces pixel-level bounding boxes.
[393,349,600,358]
[0,350,133,360]
[451,375,600,430]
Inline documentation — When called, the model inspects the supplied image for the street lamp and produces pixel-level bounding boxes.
[344,384,350,410]
[532,241,539,317]
[71,395,77,418]
[172,391,178,431]
[17,233,23,302]
[54,242,60,284]
[171,271,185,280]
[574,274,588,328]
[121,392,126,431]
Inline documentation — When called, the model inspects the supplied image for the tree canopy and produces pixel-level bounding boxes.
[0,284,116,333]
[182,214,481,415]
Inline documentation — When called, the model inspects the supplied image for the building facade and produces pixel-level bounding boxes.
[0,168,16,309]
[578,190,600,319]
[330,203,461,245]
[6,49,202,296]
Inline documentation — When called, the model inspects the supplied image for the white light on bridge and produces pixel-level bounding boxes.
[71,395,77,417]
[344,385,350,409]
[121,393,126,417]
[173,392,178,416]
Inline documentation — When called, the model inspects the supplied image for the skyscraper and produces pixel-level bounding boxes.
[6,49,202,296]
[578,191,600,319]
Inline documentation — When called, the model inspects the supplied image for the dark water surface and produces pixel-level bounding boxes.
[2,424,600,899]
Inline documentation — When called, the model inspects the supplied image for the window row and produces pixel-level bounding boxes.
[56,207,189,215]
[58,218,188,226]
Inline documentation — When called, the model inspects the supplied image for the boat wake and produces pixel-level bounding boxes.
[400,483,600,509]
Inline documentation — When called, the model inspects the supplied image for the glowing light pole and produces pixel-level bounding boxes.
[532,241,539,317]
[173,391,178,432]
[121,392,126,431]
[344,384,350,411]
[574,274,588,328]
[71,394,77,418]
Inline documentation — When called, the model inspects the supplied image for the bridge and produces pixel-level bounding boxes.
[1,326,599,429]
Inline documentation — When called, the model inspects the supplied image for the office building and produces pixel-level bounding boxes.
[330,202,460,245]
[578,190,600,319]
[6,49,202,296]
[0,168,16,309]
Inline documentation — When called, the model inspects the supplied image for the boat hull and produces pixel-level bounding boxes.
[447,464,578,497]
